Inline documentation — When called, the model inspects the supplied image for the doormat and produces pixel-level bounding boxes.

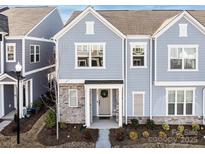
[99,117,110,120]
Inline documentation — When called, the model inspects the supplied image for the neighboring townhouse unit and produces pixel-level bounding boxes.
[0,6,63,118]
[54,6,205,128]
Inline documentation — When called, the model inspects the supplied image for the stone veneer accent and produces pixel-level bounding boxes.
[127,116,203,125]
[59,83,85,124]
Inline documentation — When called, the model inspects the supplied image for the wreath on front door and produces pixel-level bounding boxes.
[101,90,108,98]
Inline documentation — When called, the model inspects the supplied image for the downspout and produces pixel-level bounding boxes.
[203,88,205,125]
[125,37,128,124]
[149,37,153,119]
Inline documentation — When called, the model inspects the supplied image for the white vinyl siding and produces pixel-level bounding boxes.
[132,91,145,116]
[68,89,78,107]
[6,43,16,62]
[166,88,195,116]
[179,24,188,37]
[30,45,40,63]
[168,45,198,71]
[85,21,94,35]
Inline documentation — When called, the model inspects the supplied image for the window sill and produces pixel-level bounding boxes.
[130,66,147,69]
[75,67,106,70]
[167,69,198,72]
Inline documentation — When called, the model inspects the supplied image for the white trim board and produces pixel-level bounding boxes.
[6,36,54,43]
[53,6,125,40]
[155,81,205,86]
[24,65,55,76]
[0,74,17,82]
[127,35,151,39]
[0,85,4,118]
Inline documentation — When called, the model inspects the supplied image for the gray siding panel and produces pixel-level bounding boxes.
[25,39,55,72]
[4,39,22,72]
[127,39,150,116]
[156,17,205,81]
[4,85,14,115]
[58,13,123,79]
[28,9,63,39]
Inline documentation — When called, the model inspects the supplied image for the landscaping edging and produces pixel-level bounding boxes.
[112,142,205,148]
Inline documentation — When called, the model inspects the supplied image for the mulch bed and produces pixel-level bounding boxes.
[37,124,99,146]
[110,124,205,147]
[0,107,47,136]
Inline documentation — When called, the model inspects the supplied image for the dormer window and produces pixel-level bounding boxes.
[85,21,94,35]
[179,24,187,37]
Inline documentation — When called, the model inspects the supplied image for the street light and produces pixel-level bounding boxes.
[15,62,22,144]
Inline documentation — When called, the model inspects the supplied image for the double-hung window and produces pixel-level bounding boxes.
[75,43,105,68]
[168,45,198,71]
[30,45,40,63]
[130,42,147,68]
[6,43,16,62]
[68,89,78,107]
[167,88,194,116]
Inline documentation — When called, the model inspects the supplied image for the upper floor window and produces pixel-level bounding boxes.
[168,45,198,71]
[167,88,194,116]
[179,24,188,37]
[30,45,40,63]
[75,43,105,68]
[6,43,16,62]
[130,42,147,68]
[85,21,94,35]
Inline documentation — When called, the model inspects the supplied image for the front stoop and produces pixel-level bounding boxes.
[96,129,111,148]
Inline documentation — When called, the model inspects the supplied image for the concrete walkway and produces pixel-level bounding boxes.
[0,120,12,132]
[96,129,111,148]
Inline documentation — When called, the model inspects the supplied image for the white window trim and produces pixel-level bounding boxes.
[85,21,95,35]
[132,91,145,116]
[6,43,16,62]
[130,42,147,68]
[179,24,188,37]
[168,44,199,71]
[74,42,106,69]
[68,89,78,107]
[165,87,195,116]
[30,45,40,63]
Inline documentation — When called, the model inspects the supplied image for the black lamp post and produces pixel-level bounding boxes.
[15,62,22,144]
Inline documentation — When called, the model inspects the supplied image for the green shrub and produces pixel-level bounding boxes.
[162,123,170,131]
[45,109,56,128]
[130,119,139,129]
[192,123,200,131]
[158,131,167,138]
[115,127,125,141]
[129,131,138,141]
[175,132,184,141]
[146,119,155,130]
[32,99,44,112]
[142,131,150,138]
[177,125,185,133]
[59,122,67,129]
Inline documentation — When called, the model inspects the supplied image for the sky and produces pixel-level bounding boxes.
[57,5,205,23]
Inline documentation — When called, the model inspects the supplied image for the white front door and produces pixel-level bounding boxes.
[98,89,111,117]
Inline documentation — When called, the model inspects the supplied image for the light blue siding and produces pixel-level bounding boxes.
[127,39,150,116]
[156,17,205,81]
[58,13,123,80]
[4,39,22,72]
[152,86,203,116]
[25,39,55,72]
[28,9,63,39]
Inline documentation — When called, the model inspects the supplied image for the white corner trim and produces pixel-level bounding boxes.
[22,38,25,76]
[153,11,205,38]
[149,38,153,119]
[25,8,57,36]
[53,6,125,40]
[6,43,16,63]
[0,36,4,75]
[0,85,4,117]
[167,44,199,72]
[132,91,145,116]
[129,42,147,68]
[155,81,205,86]
[24,64,55,76]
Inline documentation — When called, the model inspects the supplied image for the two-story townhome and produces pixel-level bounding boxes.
[0,6,63,118]
[54,6,205,128]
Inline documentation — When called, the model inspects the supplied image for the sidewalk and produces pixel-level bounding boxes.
[96,129,111,148]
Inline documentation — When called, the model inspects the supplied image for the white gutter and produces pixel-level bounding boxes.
[149,38,153,119]
[125,38,128,124]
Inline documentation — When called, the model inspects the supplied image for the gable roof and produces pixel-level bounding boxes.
[0,6,55,36]
[65,10,205,36]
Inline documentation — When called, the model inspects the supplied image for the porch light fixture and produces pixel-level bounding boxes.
[15,62,22,144]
